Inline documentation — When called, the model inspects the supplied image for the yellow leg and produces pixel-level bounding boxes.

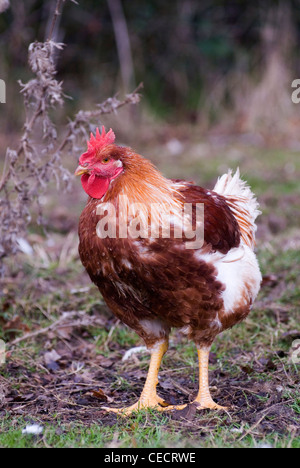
[193,347,227,410]
[102,340,169,416]
[165,347,227,412]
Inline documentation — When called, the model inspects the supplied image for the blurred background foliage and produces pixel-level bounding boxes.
[1,0,300,140]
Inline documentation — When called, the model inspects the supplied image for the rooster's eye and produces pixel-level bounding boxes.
[83,162,89,167]
[102,158,110,164]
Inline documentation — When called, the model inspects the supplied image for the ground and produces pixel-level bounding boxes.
[0,135,299,448]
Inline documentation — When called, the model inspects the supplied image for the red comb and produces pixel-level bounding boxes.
[87,126,115,151]
[80,126,115,163]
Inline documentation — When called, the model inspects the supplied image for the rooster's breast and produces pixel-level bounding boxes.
[78,197,259,347]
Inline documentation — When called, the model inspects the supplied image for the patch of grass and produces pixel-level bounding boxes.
[1,413,299,448]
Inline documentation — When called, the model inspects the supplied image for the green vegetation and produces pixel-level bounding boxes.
[0,141,299,448]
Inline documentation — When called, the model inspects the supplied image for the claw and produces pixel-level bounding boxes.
[102,394,170,416]
[162,400,228,412]
[194,399,228,411]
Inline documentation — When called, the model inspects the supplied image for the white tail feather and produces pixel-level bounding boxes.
[213,169,260,248]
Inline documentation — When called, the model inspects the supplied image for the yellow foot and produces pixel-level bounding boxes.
[163,399,228,412]
[102,397,227,416]
[102,394,170,416]
[194,398,228,411]
[162,403,187,411]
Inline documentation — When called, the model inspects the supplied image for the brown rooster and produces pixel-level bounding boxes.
[75,127,261,415]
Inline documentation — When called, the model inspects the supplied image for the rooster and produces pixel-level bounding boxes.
[75,127,261,415]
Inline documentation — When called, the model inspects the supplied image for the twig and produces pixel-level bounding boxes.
[238,412,270,441]
[56,83,143,154]
[8,310,94,346]
[103,319,120,350]
[169,380,191,396]
[238,400,294,441]
[42,428,53,449]
[107,0,135,91]
[0,102,43,192]
[47,0,64,42]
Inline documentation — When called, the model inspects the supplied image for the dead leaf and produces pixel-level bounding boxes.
[265,359,277,371]
[240,365,254,375]
[44,350,61,371]
[44,350,61,364]
[96,356,114,368]
[172,402,198,420]
[57,326,73,340]
[281,330,300,342]
[91,388,114,403]
[3,316,30,339]
[261,274,279,287]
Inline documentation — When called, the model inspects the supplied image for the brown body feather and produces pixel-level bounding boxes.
[78,154,251,348]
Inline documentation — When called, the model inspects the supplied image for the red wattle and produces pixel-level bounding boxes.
[81,173,110,199]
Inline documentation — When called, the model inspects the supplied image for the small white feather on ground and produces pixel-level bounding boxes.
[122,346,148,362]
[22,424,43,435]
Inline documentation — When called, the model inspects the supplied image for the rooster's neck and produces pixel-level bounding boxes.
[105,152,180,209]
[100,151,183,228]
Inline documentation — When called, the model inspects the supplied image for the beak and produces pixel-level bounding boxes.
[74,165,88,176]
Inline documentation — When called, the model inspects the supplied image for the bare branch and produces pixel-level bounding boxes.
[8,310,103,347]
[0,4,141,272]
[47,0,64,42]
[107,0,135,91]
[57,82,143,153]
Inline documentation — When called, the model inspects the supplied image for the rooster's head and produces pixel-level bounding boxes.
[75,126,124,199]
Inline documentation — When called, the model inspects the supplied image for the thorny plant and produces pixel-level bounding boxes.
[0,0,141,275]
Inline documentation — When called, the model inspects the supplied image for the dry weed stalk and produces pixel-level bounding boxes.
[0,0,9,14]
[0,0,141,274]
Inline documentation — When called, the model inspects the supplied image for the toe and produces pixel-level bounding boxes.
[102,404,139,416]
[101,395,171,416]
[195,400,228,411]
[159,403,187,411]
